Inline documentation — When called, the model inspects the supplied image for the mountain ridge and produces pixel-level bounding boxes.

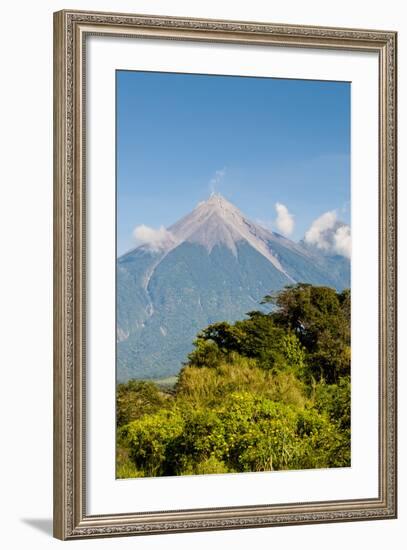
[117,194,350,381]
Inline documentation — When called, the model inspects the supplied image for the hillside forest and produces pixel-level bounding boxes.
[116,283,351,478]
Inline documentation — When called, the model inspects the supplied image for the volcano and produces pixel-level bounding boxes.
[117,194,350,381]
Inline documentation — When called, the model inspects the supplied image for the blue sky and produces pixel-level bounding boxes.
[117,70,350,256]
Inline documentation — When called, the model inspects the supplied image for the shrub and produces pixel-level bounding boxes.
[120,408,184,477]
[120,391,350,476]
[116,380,170,427]
[117,284,351,477]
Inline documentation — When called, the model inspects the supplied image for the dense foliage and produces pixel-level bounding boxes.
[116,284,351,478]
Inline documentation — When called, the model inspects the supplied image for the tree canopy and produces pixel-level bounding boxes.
[116,283,351,478]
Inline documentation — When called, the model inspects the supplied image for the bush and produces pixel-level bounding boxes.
[313,376,351,430]
[120,392,350,476]
[116,380,170,427]
[120,408,184,477]
[117,285,351,477]
[181,456,230,476]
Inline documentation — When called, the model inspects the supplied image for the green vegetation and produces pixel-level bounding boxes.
[116,283,351,478]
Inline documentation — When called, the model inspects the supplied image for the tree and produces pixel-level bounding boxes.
[263,283,350,383]
[117,284,351,478]
[186,313,305,375]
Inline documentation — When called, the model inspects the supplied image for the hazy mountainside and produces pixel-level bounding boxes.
[117,194,350,381]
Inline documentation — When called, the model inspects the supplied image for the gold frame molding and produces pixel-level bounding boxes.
[53,9,397,540]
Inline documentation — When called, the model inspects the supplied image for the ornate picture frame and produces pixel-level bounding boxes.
[53,9,397,540]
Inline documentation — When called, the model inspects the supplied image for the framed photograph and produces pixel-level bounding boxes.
[53,9,397,540]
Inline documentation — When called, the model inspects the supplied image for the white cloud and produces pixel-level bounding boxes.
[304,210,351,258]
[334,224,351,259]
[133,224,174,251]
[304,211,337,250]
[209,168,226,194]
[275,202,295,236]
